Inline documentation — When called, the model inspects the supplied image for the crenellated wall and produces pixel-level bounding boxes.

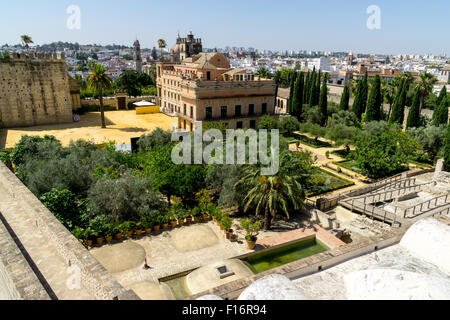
[0,52,73,128]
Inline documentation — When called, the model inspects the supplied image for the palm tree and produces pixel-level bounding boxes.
[157,39,167,61]
[20,35,33,56]
[381,80,396,118]
[88,64,112,128]
[256,67,270,80]
[416,72,437,112]
[234,152,307,230]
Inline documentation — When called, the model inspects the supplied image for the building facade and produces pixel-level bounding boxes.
[170,32,203,63]
[156,52,276,131]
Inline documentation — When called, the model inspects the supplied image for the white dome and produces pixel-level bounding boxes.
[400,218,450,274]
[238,274,308,300]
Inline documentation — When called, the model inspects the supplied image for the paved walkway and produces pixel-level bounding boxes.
[0,184,94,300]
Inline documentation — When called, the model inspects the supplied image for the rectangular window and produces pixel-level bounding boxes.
[183,104,187,115]
[221,106,228,119]
[248,104,255,116]
[190,106,194,118]
[237,121,243,129]
[206,107,213,120]
[250,120,256,129]
[262,103,268,115]
[235,105,242,117]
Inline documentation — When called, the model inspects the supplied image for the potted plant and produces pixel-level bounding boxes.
[220,216,233,239]
[213,210,223,226]
[191,207,202,223]
[169,211,178,228]
[83,228,94,247]
[121,221,136,238]
[114,222,123,240]
[142,216,154,234]
[135,221,144,236]
[177,210,187,226]
[72,226,84,244]
[186,212,193,224]
[240,218,262,250]
[104,223,114,244]
[158,214,169,230]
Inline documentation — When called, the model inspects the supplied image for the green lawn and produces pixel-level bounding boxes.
[334,160,362,174]
[306,168,355,197]
[293,134,332,148]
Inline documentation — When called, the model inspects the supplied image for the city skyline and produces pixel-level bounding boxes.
[0,0,449,56]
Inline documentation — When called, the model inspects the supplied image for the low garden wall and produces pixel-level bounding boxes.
[0,162,139,300]
[81,95,156,110]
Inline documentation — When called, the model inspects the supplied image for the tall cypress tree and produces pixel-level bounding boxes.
[365,75,382,122]
[288,72,297,113]
[437,86,447,106]
[319,73,328,125]
[309,68,317,106]
[433,96,449,126]
[291,72,304,120]
[303,72,310,104]
[445,123,450,171]
[406,87,422,128]
[312,70,321,107]
[340,83,350,110]
[390,78,407,125]
[352,72,368,120]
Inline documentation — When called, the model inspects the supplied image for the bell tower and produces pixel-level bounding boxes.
[134,39,142,73]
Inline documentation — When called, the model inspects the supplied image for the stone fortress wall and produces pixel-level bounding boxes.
[0,52,73,128]
[0,161,139,300]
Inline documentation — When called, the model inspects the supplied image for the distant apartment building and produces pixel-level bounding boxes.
[438,65,450,84]
[349,63,402,82]
[303,57,332,71]
[156,51,276,131]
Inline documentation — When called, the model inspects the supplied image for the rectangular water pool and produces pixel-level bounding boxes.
[242,237,329,274]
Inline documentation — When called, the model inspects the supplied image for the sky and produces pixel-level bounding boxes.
[0,0,448,56]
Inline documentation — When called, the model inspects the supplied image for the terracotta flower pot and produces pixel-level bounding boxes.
[162,223,169,230]
[115,233,123,240]
[106,236,113,244]
[186,218,192,224]
[179,220,185,226]
[246,240,257,250]
[170,221,177,228]
[126,231,133,238]
[86,240,93,247]
[154,225,161,231]
[145,228,152,234]
[202,214,209,221]
[227,231,233,240]
[136,230,143,236]
[96,238,104,245]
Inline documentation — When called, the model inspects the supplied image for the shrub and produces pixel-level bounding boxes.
[240,218,262,242]
[138,128,172,151]
[40,189,83,230]
[279,116,300,136]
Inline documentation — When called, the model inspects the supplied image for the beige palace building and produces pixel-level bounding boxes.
[156,52,276,131]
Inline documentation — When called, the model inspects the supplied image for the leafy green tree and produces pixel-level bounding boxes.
[144,143,206,206]
[288,72,297,113]
[234,151,313,230]
[365,75,382,122]
[88,172,162,222]
[445,124,450,171]
[138,128,172,151]
[433,96,449,127]
[88,64,112,128]
[354,123,418,179]
[389,78,407,125]
[308,68,317,106]
[256,67,271,79]
[407,125,446,162]
[318,73,328,125]
[312,70,321,107]
[258,115,279,130]
[303,72,310,104]
[40,189,84,230]
[20,34,33,56]
[279,116,300,136]
[114,70,153,97]
[352,72,368,120]
[158,39,167,61]
[340,83,350,111]
[406,87,422,128]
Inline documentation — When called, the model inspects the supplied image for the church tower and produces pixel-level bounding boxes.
[134,39,142,73]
